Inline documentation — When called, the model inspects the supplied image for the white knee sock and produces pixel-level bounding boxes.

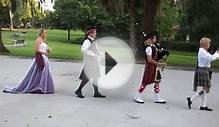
[190,92,199,101]
[191,90,204,101]
[154,92,161,101]
[135,90,142,98]
[201,91,207,107]
[134,90,144,103]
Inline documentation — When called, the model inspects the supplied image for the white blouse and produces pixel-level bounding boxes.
[198,48,219,67]
[81,36,97,57]
[38,42,48,54]
[145,44,154,56]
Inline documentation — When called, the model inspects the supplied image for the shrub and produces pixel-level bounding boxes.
[160,40,199,52]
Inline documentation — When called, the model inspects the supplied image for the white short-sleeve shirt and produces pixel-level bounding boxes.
[145,46,152,56]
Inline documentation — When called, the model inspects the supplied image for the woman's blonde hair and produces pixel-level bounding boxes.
[199,37,211,47]
[38,28,46,36]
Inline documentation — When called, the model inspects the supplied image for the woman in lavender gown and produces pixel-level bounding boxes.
[3,28,54,94]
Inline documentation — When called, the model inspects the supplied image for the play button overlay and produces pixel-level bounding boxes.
[83,37,135,89]
[105,51,117,75]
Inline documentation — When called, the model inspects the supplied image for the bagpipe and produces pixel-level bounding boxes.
[154,43,170,71]
[155,43,170,61]
[208,45,218,55]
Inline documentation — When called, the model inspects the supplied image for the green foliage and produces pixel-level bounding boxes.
[47,0,130,37]
[155,0,182,40]
[0,0,45,28]
[97,14,130,38]
[0,0,10,6]
[180,0,219,42]
[0,4,9,25]
[52,0,100,30]
[161,40,199,52]
[0,0,10,25]
[15,0,46,27]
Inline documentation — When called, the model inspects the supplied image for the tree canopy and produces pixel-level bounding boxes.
[180,0,219,42]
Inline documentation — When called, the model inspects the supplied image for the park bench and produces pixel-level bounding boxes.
[11,32,26,47]
[12,39,26,47]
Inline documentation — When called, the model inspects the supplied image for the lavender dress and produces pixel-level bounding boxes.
[3,43,54,94]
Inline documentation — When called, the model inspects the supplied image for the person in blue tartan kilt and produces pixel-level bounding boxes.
[74,26,105,98]
[187,37,219,111]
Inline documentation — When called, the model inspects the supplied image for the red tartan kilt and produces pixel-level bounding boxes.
[141,63,157,85]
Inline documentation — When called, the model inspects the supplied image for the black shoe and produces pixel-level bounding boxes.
[3,90,11,93]
[154,101,166,104]
[94,93,106,98]
[187,97,192,109]
[200,106,213,111]
[75,90,84,98]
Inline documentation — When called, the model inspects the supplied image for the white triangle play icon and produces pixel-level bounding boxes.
[105,51,117,75]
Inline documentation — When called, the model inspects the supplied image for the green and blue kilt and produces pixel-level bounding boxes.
[193,67,211,93]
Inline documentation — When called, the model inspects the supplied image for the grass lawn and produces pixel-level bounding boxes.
[1,29,84,59]
[168,50,219,68]
[1,28,219,68]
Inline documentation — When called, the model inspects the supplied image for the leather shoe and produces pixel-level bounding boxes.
[75,90,84,98]
[200,106,213,111]
[187,97,192,109]
[94,93,106,98]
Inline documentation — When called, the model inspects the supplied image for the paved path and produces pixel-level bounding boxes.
[0,55,219,127]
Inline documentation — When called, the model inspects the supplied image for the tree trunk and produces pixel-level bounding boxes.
[67,28,71,40]
[8,5,13,30]
[129,0,137,55]
[31,1,35,28]
[143,0,160,33]
[0,25,10,53]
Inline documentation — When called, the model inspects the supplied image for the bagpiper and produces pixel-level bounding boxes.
[133,33,167,104]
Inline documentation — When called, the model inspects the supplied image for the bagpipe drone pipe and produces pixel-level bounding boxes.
[154,43,170,71]
[155,43,170,61]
